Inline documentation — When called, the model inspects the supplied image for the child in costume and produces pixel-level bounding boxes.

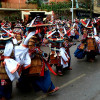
[45,25,72,76]
[63,34,76,70]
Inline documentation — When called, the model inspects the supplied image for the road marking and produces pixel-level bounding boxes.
[60,74,86,89]
[35,74,86,100]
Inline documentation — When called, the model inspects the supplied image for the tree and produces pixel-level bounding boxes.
[40,1,72,14]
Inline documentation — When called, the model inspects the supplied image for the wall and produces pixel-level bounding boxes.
[94,0,100,14]
[1,0,37,9]
[7,0,26,3]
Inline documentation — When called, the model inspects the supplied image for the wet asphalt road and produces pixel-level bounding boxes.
[11,41,100,100]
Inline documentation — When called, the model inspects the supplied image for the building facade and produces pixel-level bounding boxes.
[0,0,94,21]
[49,0,69,2]
[1,0,37,9]
[94,0,100,16]
[0,0,38,21]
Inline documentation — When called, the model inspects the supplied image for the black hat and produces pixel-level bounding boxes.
[30,12,46,20]
[27,12,53,28]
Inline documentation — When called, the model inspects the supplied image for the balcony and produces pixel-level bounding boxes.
[0,2,38,9]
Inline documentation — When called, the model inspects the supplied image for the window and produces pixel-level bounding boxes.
[97,0,100,7]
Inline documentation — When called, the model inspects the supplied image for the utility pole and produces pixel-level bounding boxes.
[71,0,74,23]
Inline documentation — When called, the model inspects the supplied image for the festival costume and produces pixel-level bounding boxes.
[93,17,100,36]
[63,36,76,69]
[28,38,56,93]
[0,40,12,100]
[94,36,100,54]
[70,23,79,41]
[74,24,79,41]
[74,19,99,61]
[0,25,19,100]
[46,26,70,75]
[16,13,59,93]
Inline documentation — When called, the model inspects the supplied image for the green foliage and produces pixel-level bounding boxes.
[37,0,42,7]
[4,12,21,22]
[40,1,91,12]
[39,1,92,17]
[40,1,72,13]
